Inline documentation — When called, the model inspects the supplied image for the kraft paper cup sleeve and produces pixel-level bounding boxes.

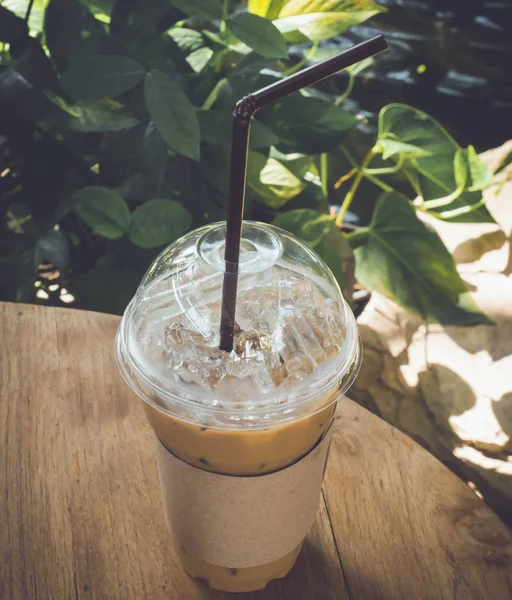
[154,427,333,569]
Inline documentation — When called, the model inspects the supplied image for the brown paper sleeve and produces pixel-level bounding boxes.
[154,428,332,569]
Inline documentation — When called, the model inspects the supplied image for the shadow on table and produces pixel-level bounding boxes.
[194,538,353,600]
[352,319,512,528]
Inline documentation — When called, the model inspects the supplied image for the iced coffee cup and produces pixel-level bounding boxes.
[116,221,361,592]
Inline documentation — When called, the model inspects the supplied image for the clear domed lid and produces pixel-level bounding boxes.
[116,221,361,428]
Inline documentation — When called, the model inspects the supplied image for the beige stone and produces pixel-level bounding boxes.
[353,141,512,524]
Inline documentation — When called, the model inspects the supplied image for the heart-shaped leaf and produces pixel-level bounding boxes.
[378,104,496,224]
[347,192,492,325]
[248,0,285,19]
[274,0,385,43]
[144,69,200,161]
[227,13,288,59]
[60,55,145,101]
[247,152,305,208]
[72,186,130,239]
[376,139,431,161]
[129,199,192,248]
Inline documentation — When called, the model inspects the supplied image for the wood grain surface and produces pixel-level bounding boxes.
[1,303,511,600]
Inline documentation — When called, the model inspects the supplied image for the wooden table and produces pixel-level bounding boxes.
[1,303,511,600]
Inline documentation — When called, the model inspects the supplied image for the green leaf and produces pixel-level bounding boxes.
[0,5,28,43]
[247,152,305,208]
[128,199,192,248]
[60,55,145,101]
[378,104,496,224]
[100,121,168,198]
[67,100,139,132]
[347,192,492,325]
[260,94,358,153]
[453,146,468,190]
[170,0,223,20]
[198,109,278,150]
[273,0,385,43]
[465,145,493,191]
[167,28,204,53]
[248,0,285,19]
[272,208,354,294]
[3,0,48,33]
[72,186,130,239]
[376,139,431,161]
[227,13,288,59]
[34,229,69,274]
[44,0,105,72]
[144,69,200,161]
[186,47,213,73]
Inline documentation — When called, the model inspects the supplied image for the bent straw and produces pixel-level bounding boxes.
[219,34,388,352]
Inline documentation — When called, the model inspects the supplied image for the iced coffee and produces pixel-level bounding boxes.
[116,222,361,592]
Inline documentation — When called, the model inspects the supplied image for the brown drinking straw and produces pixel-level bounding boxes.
[219,34,388,352]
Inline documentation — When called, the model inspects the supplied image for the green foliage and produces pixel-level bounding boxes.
[0,0,499,324]
[128,199,192,248]
[72,186,131,239]
[273,209,354,297]
[61,55,145,100]
[271,0,386,43]
[143,69,200,161]
[227,13,288,59]
[374,104,495,223]
[347,193,492,325]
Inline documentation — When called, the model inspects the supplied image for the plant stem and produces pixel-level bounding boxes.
[320,152,329,198]
[201,77,228,110]
[363,172,395,193]
[220,0,228,33]
[334,72,355,106]
[339,145,396,193]
[364,153,404,175]
[24,0,35,22]
[335,150,375,227]
[334,167,357,189]
[282,41,319,76]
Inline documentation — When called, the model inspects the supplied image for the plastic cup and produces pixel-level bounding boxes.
[116,221,361,592]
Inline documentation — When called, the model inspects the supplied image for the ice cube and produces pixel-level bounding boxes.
[234,329,272,358]
[173,343,227,388]
[277,270,314,307]
[272,301,327,379]
[237,288,279,334]
[304,299,345,358]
